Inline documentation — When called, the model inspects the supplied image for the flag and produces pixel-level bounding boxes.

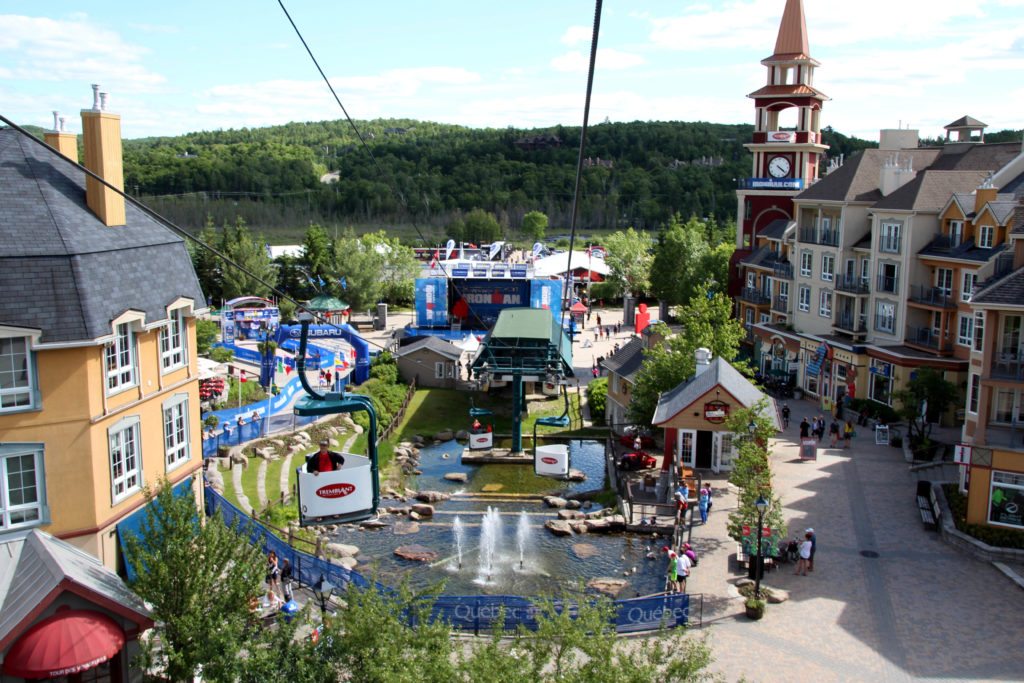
[317,276,325,287]
[445,239,456,261]
[334,355,343,367]
[532,241,544,257]
[339,276,347,290]
[240,370,247,383]
[276,357,284,373]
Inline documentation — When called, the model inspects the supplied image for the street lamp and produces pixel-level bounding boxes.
[753,496,769,600]
[312,574,334,619]
[748,420,757,436]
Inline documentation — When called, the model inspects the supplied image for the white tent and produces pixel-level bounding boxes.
[532,250,611,278]
[456,334,481,353]
[197,357,225,379]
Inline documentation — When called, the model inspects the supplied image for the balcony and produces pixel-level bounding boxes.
[908,285,957,309]
[771,296,790,314]
[905,326,950,354]
[834,313,867,334]
[773,262,794,280]
[741,287,771,306]
[834,272,869,295]
[991,355,1024,381]
[874,315,897,336]
[876,274,899,294]
[798,227,840,247]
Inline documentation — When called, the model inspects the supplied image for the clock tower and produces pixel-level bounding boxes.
[732,0,828,287]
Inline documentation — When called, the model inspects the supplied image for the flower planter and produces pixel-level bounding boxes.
[745,602,765,620]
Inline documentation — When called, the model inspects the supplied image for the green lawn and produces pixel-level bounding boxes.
[239,459,262,510]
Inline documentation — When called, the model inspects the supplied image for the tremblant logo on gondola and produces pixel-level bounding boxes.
[541,456,557,465]
[317,483,355,499]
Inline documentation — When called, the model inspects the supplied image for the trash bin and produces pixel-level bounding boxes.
[747,555,765,581]
[916,480,931,498]
[376,302,388,330]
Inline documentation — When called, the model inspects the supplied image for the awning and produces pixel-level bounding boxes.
[3,609,124,679]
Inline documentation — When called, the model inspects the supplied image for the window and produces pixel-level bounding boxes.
[869,359,893,405]
[968,374,980,414]
[958,314,974,347]
[163,395,190,471]
[779,281,790,300]
[818,290,832,317]
[992,389,1018,424]
[0,337,35,412]
[974,312,985,352]
[990,471,1024,529]
[962,272,977,302]
[744,308,754,326]
[805,372,819,395]
[1000,316,1022,358]
[109,417,142,503]
[978,225,994,249]
[860,258,871,286]
[160,311,187,372]
[949,220,963,247]
[746,272,755,289]
[719,433,734,469]
[877,262,899,293]
[434,362,446,379]
[875,302,895,334]
[800,251,812,278]
[0,444,46,530]
[880,222,902,253]
[936,268,953,297]
[798,286,811,312]
[821,254,834,282]
[760,313,770,324]
[105,323,136,393]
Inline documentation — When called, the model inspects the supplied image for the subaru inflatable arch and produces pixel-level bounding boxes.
[291,314,379,526]
[276,322,371,384]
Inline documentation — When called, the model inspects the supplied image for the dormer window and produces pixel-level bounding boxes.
[948,220,963,247]
[978,225,994,249]
[0,335,36,412]
[105,323,137,394]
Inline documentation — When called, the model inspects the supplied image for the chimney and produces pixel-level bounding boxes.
[879,153,916,197]
[695,347,712,376]
[878,128,918,151]
[43,111,79,163]
[80,84,125,226]
[974,174,998,214]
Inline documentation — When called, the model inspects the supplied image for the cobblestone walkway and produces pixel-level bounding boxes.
[686,401,1024,682]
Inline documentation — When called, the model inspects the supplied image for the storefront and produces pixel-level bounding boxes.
[961,445,1024,530]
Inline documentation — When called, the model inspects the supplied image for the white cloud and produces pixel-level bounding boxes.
[560,26,593,46]
[550,48,646,73]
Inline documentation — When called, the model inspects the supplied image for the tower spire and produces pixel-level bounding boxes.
[772,0,811,59]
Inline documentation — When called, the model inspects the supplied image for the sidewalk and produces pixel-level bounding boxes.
[685,398,1024,682]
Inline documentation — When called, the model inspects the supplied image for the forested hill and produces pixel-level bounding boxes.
[119,118,876,236]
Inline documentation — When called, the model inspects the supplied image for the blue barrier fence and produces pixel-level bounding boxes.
[205,485,691,633]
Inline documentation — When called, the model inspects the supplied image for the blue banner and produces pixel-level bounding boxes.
[530,279,564,312]
[414,277,449,328]
[452,280,530,327]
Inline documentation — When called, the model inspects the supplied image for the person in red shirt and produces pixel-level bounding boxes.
[306,439,345,475]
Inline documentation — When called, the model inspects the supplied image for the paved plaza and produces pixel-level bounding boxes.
[686,400,1024,682]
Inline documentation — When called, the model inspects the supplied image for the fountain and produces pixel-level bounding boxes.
[477,506,504,584]
[516,510,533,570]
[452,516,465,570]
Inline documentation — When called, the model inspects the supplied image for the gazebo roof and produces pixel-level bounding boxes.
[306,294,350,311]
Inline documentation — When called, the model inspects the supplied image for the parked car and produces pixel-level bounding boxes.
[619,451,656,471]
[619,433,656,449]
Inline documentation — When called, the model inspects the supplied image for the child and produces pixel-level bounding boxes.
[795,532,812,576]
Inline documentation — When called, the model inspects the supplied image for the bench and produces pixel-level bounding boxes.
[916,495,936,529]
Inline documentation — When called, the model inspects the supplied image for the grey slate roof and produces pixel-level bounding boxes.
[872,170,991,212]
[971,266,1024,306]
[0,529,151,647]
[987,200,1018,225]
[1013,204,1024,235]
[758,218,793,240]
[928,142,1021,171]
[651,356,780,428]
[0,128,206,343]
[918,239,1006,263]
[945,115,987,129]
[601,336,644,383]
[397,336,463,360]
[798,149,941,204]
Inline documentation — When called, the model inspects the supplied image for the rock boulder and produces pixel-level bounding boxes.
[444,472,468,483]
[586,578,628,597]
[543,496,568,509]
[393,521,421,536]
[394,544,439,562]
[433,429,454,442]
[544,520,574,537]
[416,491,451,503]
[572,543,600,559]
[410,504,434,517]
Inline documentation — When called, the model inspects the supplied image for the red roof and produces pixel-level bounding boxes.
[570,301,588,313]
[3,609,124,679]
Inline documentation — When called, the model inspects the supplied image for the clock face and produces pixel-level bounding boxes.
[768,156,792,178]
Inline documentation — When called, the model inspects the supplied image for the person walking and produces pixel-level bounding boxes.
[676,548,692,593]
[843,420,854,448]
[829,419,840,447]
[266,550,282,600]
[799,417,810,438]
[806,528,817,571]
[795,532,812,576]
[815,416,826,441]
[596,313,602,328]
[781,404,791,428]
[698,486,710,524]
[663,546,679,593]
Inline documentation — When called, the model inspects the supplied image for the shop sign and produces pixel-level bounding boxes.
[953,444,971,465]
[704,400,729,423]
[990,471,1024,528]
[768,131,794,142]
[799,438,817,461]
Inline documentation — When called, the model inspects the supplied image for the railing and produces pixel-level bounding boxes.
[905,326,944,351]
[834,314,867,333]
[741,287,771,305]
[772,262,794,280]
[991,355,1024,381]
[205,485,696,632]
[908,285,956,308]
[771,296,789,314]
[876,274,899,293]
[834,273,869,294]
[377,378,418,442]
[798,227,840,247]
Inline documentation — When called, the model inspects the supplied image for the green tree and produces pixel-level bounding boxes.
[628,284,745,425]
[893,368,959,447]
[123,480,265,682]
[332,229,385,311]
[603,228,653,297]
[196,318,219,356]
[299,224,333,282]
[463,208,503,244]
[700,241,734,294]
[521,210,548,241]
[724,402,787,549]
[363,231,420,304]
[650,215,709,307]
[586,377,608,425]
[219,217,275,299]
[190,217,222,302]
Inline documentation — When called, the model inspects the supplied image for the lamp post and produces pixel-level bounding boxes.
[753,496,768,600]
[312,574,334,619]
[748,420,757,437]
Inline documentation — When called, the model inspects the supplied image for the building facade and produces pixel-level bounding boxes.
[0,91,207,571]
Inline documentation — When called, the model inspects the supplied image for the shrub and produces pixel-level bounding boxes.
[370,352,399,384]
[586,377,608,425]
[590,281,618,304]
[209,346,234,363]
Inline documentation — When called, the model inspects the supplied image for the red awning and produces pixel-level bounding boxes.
[3,609,124,679]
[570,301,588,313]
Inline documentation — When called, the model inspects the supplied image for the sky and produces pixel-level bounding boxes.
[2,1,1023,142]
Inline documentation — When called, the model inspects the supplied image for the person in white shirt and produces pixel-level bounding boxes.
[795,532,813,576]
[676,549,693,592]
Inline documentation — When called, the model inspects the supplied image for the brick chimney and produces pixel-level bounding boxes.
[43,111,78,163]
[80,84,125,226]
[974,174,998,215]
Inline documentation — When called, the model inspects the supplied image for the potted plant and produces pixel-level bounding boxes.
[745,596,766,620]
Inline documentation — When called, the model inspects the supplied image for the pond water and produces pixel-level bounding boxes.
[329,439,669,597]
